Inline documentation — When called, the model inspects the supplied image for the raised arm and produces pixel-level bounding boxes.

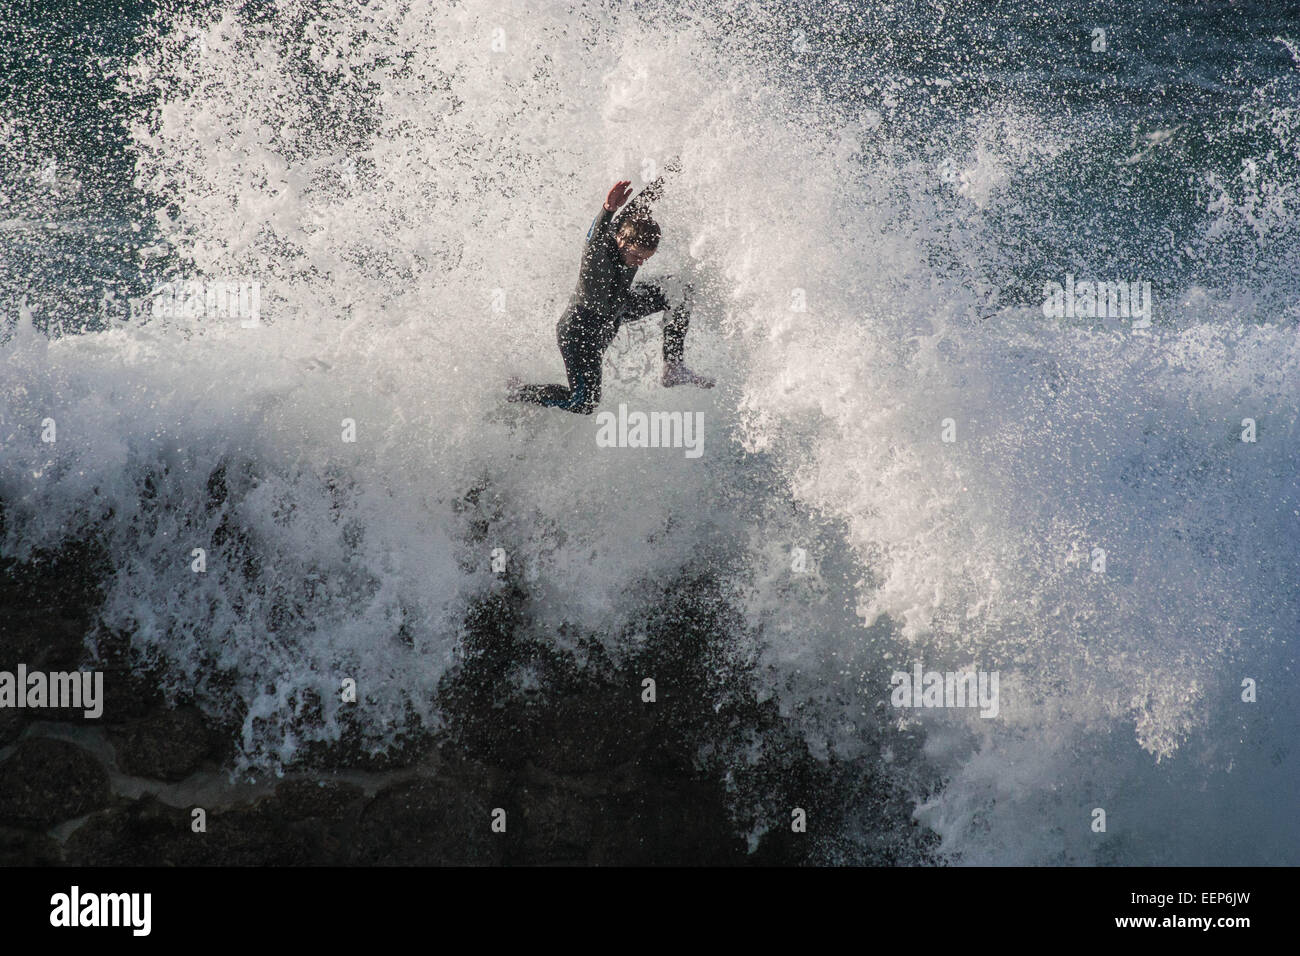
[616,158,680,224]
[604,180,634,213]
[586,179,633,244]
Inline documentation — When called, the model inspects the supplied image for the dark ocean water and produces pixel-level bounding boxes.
[5,1,1298,332]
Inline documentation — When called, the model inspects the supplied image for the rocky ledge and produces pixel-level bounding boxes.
[0,508,939,866]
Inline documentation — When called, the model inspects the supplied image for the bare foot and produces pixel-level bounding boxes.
[662,362,715,388]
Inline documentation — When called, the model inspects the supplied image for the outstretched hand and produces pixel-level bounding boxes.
[604,180,633,212]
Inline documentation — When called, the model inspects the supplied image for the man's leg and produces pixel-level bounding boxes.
[508,380,570,405]
[509,328,603,414]
[623,279,714,388]
[554,332,603,413]
[663,299,689,366]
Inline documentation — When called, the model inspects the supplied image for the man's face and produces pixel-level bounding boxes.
[616,237,656,267]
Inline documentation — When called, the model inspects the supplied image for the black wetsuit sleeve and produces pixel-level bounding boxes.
[586,204,616,246]
[614,177,664,227]
[572,176,670,319]
[571,203,628,321]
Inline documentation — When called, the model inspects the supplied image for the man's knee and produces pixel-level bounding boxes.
[559,395,596,414]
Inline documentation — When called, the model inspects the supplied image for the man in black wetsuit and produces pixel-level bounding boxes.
[507,171,714,414]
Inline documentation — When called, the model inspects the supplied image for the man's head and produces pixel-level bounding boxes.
[615,216,660,266]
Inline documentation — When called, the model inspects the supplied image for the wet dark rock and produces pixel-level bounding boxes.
[0,536,135,726]
[0,538,105,675]
[348,759,507,866]
[512,769,604,864]
[87,629,167,724]
[291,711,437,773]
[0,737,111,829]
[510,761,747,865]
[108,706,213,781]
[65,797,188,866]
[65,793,327,866]
[0,825,62,866]
[0,708,25,747]
[264,779,366,821]
[588,768,748,866]
[529,692,660,775]
[246,779,370,863]
[0,612,88,676]
[2,505,943,866]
